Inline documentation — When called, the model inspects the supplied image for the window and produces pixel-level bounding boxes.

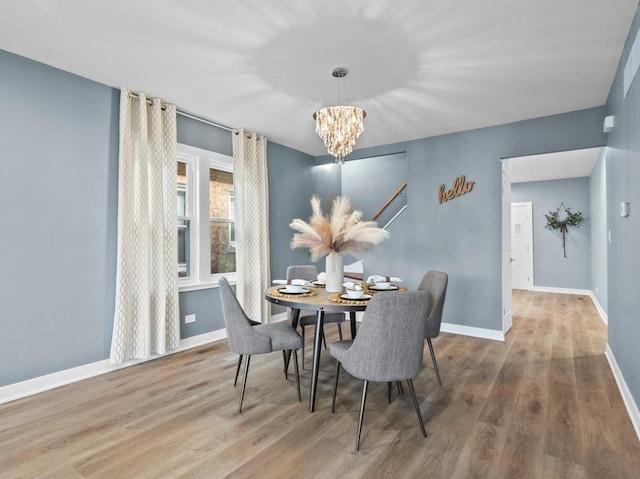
[208,166,236,275]
[177,161,191,278]
[177,144,235,290]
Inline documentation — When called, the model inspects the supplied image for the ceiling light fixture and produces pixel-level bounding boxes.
[313,68,366,164]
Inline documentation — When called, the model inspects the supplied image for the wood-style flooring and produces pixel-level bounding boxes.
[1,290,639,478]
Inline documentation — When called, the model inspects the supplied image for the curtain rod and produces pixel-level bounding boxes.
[126,91,233,132]
[177,110,232,132]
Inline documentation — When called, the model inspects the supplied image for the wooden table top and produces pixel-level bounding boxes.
[265,287,369,312]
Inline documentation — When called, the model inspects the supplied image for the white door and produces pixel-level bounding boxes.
[501,161,513,335]
[511,202,533,290]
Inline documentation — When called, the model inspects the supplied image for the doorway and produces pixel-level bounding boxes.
[501,161,512,335]
[501,147,607,337]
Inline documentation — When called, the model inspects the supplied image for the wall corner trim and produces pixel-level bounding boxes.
[605,344,640,442]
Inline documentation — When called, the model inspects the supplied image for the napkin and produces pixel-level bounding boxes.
[366,275,403,284]
[316,272,327,284]
[272,279,308,286]
[343,282,362,291]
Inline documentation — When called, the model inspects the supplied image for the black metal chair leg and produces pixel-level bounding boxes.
[293,350,301,402]
[337,323,343,340]
[332,361,341,413]
[396,381,404,396]
[285,308,300,377]
[355,380,369,452]
[301,326,306,370]
[427,338,442,385]
[322,329,328,349]
[234,355,243,386]
[282,350,288,380]
[349,312,357,339]
[239,355,251,413]
[407,379,427,438]
[309,311,325,412]
[387,382,392,403]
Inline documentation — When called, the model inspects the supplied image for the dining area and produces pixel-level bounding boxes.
[219,266,449,452]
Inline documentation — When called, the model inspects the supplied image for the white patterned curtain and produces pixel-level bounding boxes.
[110,87,180,363]
[232,129,271,322]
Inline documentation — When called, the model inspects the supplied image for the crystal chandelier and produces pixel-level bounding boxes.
[313,68,366,164]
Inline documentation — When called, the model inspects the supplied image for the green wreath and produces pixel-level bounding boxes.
[544,205,584,258]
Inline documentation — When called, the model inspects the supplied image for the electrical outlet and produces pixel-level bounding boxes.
[185,314,196,324]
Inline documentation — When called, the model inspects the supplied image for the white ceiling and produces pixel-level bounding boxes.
[508,147,603,183]
[0,0,637,160]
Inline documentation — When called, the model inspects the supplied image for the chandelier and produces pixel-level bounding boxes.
[313,68,366,164]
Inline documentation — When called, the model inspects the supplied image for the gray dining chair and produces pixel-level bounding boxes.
[417,271,449,385]
[219,277,303,412]
[287,265,346,369]
[330,291,430,452]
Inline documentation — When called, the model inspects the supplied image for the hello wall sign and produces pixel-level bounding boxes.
[439,175,475,204]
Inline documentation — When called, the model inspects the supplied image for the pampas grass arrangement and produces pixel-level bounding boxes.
[290,195,390,261]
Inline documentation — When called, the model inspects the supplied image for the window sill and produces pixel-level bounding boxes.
[179,276,236,293]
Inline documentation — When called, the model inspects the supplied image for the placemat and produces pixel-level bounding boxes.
[328,293,371,305]
[362,285,408,294]
[266,287,318,298]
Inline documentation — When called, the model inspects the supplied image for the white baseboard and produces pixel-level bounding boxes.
[0,310,323,405]
[0,328,227,405]
[278,312,502,342]
[531,286,592,295]
[605,344,640,442]
[588,292,608,325]
[440,322,504,342]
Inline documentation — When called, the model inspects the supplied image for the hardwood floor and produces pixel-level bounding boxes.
[1,291,639,478]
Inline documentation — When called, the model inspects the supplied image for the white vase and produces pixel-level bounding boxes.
[325,252,344,293]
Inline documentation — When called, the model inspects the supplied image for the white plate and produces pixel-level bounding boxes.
[369,285,399,291]
[279,288,310,295]
[312,281,326,286]
[340,293,372,300]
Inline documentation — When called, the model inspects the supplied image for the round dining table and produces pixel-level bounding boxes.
[265,286,369,412]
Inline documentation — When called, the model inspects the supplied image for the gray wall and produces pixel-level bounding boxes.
[0,49,313,386]
[512,178,591,289]
[0,50,119,386]
[605,3,640,419]
[310,162,341,212]
[267,142,317,283]
[317,109,606,331]
[340,152,408,267]
[589,153,608,311]
[341,152,408,227]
